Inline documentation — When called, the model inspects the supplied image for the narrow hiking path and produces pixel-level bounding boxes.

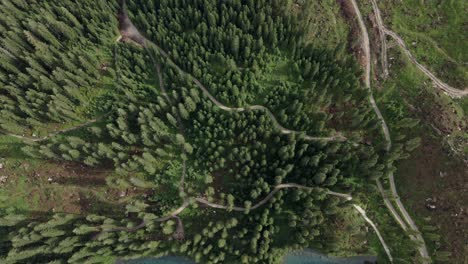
[159,45,347,142]
[154,63,187,196]
[370,0,388,79]
[383,28,468,98]
[8,184,135,207]
[115,8,394,262]
[1,30,128,143]
[375,180,408,230]
[118,11,346,143]
[352,204,392,262]
[349,0,392,149]
[0,114,108,143]
[369,0,468,98]
[350,0,430,262]
[196,184,392,262]
[118,21,189,199]
[98,175,394,262]
[194,183,352,212]
[1,4,393,261]
[0,32,127,143]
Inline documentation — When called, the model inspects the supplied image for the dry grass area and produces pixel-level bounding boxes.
[0,143,142,216]
[0,126,156,217]
[397,133,467,262]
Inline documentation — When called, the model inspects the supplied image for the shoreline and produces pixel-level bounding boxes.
[117,249,377,264]
[285,249,377,264]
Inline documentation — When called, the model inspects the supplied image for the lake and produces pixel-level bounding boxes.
[284,250,376,264]
[120,250,377,264]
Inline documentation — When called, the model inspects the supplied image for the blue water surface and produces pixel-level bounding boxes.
[121,250,376,264]
[120,256,193,264]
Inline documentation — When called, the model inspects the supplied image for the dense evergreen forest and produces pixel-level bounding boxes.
[0,0,421,263]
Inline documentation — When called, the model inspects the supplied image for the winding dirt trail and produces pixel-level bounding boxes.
[154,63,187,196]
[349,0,392,149]
[122,8,188,198]
[204,190,390,261]
[370,0,467,98]
[352,204,392,262]
[196,184,392,261]
[99,178,392,262]
[350,0,430,262]
[195,184,352,212]
[2,4,393,261]
[384,28,468,97]
[119,11,345,143]
[375,180,407,230]
[110,7,395,260]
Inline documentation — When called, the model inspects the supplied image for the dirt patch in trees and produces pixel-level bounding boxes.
[396,134,467,261]
[3,160,139,215]
[337,0,366,70]
[411,90,466,136]
[404,84,467,159]
[51,162,109,186]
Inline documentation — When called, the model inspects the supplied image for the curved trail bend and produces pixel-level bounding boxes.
[370,0,467,98]
[195,184,353,212]
[349,0,392,150]
[119,11,345,143]
[1,4,393,261]
[100,178,393,262]
[350,0,430,262]
[0,114,108,143]
[154,63,187,196]
[115,8,394,261]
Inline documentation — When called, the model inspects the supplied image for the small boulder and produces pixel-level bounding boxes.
[0,175,8,185]
[425,198,437,211]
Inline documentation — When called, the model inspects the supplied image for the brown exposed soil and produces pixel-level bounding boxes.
[3,160,140,215]
[339,0,387,91]
[404,83,467,161]
[367,13,386,86]
[211,162,237,196]
[412,90,467,136]
[337,0,366,69]
[51,162,109,186]
[397,134,468,262]
[118,5,146,47]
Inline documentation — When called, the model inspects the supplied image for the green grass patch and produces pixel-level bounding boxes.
[302,0,350,48]
[378,0,468,87]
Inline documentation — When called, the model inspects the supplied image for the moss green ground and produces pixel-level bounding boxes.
[351,0,468,262]
[373,12,467,264]
[0,135,137,216]
[302,0,349,48]
[377,0,467,88]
